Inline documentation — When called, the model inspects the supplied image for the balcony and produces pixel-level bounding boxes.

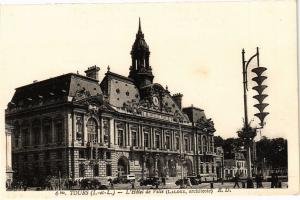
[130,146,144,152]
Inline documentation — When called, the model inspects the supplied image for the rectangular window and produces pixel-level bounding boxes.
[43,123,51,144]
[79,150,85,159]
[184,138,189,151]
[176,137,180,150]
[76,116,83,141]
[118,129,124,147]
[166,135,171,149]
[106,164,112,176]
[144,132,149,148]
[103,119,110,144]
[132,131,137,146]
[55,121,63,144]
[93,164,99,177]
[155,134,160,149]
[98,149,104,160]
[92,148,96,159]
[106,152,111,160]
[23,128,30,147]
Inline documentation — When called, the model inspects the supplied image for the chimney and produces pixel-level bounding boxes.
[172,93,183,109]
[85,65,100,81]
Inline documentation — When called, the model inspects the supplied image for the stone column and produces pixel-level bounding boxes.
[100,118,104,144]
[152,128,155,149]
[109,118,115,147]
[125,122,129,147]
[154,154,158,177]
[51,118,55,144]
[40,120,43,145]
[29,121,33,146]
[128,125,132,147]
[72,113,76,142]
[83,115,88,144]
[141,125,144,148]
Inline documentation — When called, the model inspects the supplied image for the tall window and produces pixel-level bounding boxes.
[106,164,112,176]
[32,122,41,146]
[22,128,30,147]
[198,137,202,153]
[200,165,203,174]
[87,118,98,143]
[165,135,171,149]
[103,119,109,144]
[93,164,99,177]
[132,131,137,146]
[54,119,63,144]
[76,116,83,141]
[43,121,51,144]
[144,132,149,148]
[184,138,189,152]
[118,129,124,147]
[155,134,160,149]
[176,136,180,150]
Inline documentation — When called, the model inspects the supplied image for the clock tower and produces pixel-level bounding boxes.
[129,18,154,88]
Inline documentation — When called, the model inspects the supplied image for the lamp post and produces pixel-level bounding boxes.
[174,112,185,188]
[238,47,269,185]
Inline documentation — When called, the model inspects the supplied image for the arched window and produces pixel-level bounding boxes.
[87,118,98,143]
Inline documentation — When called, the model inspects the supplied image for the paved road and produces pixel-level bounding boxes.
[109,181,288,190]
[11,181,288,191]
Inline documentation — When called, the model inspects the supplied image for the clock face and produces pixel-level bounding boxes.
[152,96,159,106]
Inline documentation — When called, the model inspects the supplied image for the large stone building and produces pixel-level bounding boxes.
[5,19,217,185]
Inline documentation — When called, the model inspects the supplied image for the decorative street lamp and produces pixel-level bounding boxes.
[237,47,269,187]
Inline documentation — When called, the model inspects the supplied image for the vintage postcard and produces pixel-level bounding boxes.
[0,0,299,199]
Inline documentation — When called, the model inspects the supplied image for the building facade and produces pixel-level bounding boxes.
[224,152,248,180]
[5,20,217,185]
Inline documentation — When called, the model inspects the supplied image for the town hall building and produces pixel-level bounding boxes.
[5,19,217,185]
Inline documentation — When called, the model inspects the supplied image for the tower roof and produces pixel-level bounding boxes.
[131,18,149,53]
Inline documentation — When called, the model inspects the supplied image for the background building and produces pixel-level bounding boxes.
[5,20,217,186]
[224,152,248,180]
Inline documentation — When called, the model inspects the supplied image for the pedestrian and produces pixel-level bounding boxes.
[270,173,276,188]
[110,180,114,189]
[275,173,279,188]
[233,174,240,188]
[162,177,166,186]
[131,181,135,189]
[187,178,192,187]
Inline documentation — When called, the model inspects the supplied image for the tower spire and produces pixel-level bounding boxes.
[129,18,154,88]
[138,17,142,32]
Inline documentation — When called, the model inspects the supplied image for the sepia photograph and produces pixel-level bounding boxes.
[1,0,299,198]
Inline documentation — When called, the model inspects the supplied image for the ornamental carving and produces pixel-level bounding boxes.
[74,87,91,101]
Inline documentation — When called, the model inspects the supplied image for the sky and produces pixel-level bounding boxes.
[0,1,298,140]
